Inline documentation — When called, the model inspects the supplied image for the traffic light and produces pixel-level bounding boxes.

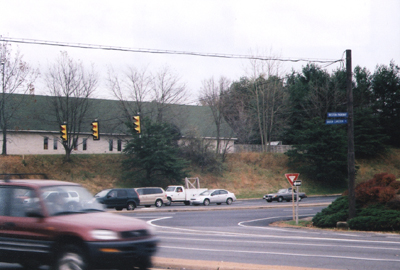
[91,121,99,140]
[60,124,67,142]
[133,116,141,134]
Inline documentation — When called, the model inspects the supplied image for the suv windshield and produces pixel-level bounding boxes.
[41,185,103,216]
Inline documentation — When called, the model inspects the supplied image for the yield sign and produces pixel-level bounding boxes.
[285,173,300,186]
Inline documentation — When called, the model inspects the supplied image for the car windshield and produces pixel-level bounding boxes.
[277,189,288,194]
[94,189,111,197]
[41,185,104,216]
[166,187,176,192]
[199,190,213,196]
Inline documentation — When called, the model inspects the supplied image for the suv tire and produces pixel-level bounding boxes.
[54,244,88,270]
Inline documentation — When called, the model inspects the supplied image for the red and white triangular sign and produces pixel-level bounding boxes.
[285,173,299,186]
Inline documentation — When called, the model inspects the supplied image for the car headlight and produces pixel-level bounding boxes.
[91,230,119,240]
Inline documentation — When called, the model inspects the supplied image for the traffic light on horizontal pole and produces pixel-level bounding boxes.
[133,116,141,134]
[60,124,67,142]
[91,121,99,140]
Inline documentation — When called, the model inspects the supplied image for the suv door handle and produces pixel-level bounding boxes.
[3,222,16,228]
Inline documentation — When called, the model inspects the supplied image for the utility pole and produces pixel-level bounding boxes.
[1,61,6,155]
[346,49,356,219]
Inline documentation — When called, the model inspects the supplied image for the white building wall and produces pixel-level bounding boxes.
[3,131,236,155]
[4,132,127,155]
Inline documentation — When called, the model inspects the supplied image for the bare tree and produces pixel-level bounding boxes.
[0,42,39,155]
[44,51,97,161]
[151,65,187,122]
[199,76,231,156]
[107,66,151,122]
[246,51,289,151]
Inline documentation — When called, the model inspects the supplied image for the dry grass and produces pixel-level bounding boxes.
[1,150,400,197]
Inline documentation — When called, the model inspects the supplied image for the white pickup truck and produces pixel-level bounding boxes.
[165,177,207,205]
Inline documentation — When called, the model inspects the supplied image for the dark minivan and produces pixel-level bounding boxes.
[95,188,140,211]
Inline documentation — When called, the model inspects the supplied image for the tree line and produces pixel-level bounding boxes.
[203,60,399,186]
[1,42,399,186]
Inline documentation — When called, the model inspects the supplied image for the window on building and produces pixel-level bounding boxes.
[83,138,87,151]
[117,139,122,152]
[53,137,58,150]
[109,139,113,151]
[73,138,78,150]
[44,137,48,150]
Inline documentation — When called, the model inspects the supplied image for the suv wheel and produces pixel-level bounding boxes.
[155,199,163,208]
[127,202,136,211]
[54,244,87,270]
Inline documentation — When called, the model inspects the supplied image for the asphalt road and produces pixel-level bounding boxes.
[128,196,400,270]
[3,196,400,270]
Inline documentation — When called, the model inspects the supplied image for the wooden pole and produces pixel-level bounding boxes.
[346,49,356,219]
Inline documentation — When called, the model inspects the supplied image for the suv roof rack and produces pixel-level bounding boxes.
[0,173,48,182]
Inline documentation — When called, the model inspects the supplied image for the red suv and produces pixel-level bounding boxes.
[0,178,158,270]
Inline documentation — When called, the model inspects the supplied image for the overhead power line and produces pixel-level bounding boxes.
[0,36,344,65]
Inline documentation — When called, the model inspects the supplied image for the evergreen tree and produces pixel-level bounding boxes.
[122,118,189,187]
[285,117,347,187]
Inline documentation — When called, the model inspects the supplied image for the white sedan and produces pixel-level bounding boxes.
[191,189,236,206]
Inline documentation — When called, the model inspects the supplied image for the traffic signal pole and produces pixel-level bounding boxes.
[346,49,356,220]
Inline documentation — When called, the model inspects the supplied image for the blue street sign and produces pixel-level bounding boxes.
[327,112,348,118]
[326,119,348,125]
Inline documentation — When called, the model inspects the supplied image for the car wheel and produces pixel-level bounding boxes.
[155,199,163,208]
[278,197,283,202]
[203,199,210,206]
[127,202,136,211]
[165,198,172,206]
[54,244,88,270]
[226,198,233,205]
[298,197,302,202]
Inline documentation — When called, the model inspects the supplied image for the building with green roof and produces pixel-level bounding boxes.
[1,94,236,155]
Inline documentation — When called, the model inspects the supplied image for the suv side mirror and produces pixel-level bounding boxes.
[26,209,44,218]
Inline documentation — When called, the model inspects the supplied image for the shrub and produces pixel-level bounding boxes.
[386,198,400,210]
[355,173,397,205]
[348,204,400,231]
[312,196,349,228]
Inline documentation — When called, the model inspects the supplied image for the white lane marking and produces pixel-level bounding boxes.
[148,217,400,245]
[238,215,362,237]
[159,236,400,251]
[158,245,400,263]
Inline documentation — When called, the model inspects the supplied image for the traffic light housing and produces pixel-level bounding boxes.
[133,116,141,134]
[91,121,99,140]
[60,124,67,142]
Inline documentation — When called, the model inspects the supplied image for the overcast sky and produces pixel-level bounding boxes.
[1,0,399,104]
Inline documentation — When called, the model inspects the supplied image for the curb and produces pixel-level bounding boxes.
[152,257,339,270]
[117,202,333,214]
